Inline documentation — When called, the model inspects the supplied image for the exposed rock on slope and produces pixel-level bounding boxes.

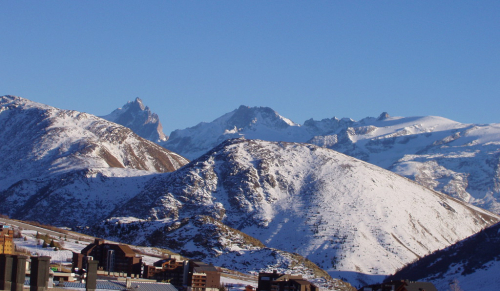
[107,138,499,286]
[101,97,168,142]
[0,95,187,190]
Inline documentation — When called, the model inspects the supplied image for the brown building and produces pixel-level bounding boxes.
[0,225,14,254]
[187,261,220,291]
[73,239,142,276]
[144,255,188,287]
[257,271,318,291]
[143,258,220,291]
[358,280,438,291]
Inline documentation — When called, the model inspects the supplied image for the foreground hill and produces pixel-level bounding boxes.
[103,138,499,286]
[158,105,500,214]
[94,215,356,290]
[387,222,500,291]
[0,216,355,291]
[0,95,189,225]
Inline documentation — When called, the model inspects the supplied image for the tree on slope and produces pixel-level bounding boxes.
[448,279,463,291]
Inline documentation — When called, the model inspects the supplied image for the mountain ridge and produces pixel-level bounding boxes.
[154,104,500,214]
[2,96,499,289]
[0,95,189,225]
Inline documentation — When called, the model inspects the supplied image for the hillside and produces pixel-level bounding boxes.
[0,216,355,291]
[386,222,500,291]
[0,95,189,225]
[103,138,499,286]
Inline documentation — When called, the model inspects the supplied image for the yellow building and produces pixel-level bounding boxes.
[0,225,14,254]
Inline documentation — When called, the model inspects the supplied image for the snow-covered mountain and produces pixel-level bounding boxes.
[101,97,168,143]
[161,105,309,159]
[386,222,500,291]
[160,106,500,214]
[101,138,499,286]
[309,113,500,214]
[0,95,189,225]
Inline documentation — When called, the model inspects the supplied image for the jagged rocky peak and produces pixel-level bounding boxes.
[131,97,146,110]
[226,105,297,129]
[377,111,390,120]
[111,97,147,112]
[102,97,167,142]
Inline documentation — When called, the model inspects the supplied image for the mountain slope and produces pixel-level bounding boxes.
[309,114,500,212]
[0,168,157,226]
[386,222,500,291]
[0,95,189,225]
[101,97,167,142]
[0,95,187,190]
[106,138,499,286]
[93,215,358,290]
[159,106,500,214]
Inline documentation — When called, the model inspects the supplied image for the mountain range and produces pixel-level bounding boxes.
[1,95,500,289]
[153,105,500,215]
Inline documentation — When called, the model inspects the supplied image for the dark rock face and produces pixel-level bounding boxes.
[377,112,390,120]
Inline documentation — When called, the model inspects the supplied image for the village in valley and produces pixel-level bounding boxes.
[1,219,438,291]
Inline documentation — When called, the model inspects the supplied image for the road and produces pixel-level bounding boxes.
[0,217,94,242]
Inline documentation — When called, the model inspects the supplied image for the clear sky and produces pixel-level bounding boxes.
[1,1,499,134]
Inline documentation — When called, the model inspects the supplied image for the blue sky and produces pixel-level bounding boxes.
[1,1,499,134]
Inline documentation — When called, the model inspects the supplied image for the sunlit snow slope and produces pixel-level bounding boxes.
[109,138,499,286]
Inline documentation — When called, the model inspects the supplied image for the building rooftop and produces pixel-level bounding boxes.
[23,279,178,291]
